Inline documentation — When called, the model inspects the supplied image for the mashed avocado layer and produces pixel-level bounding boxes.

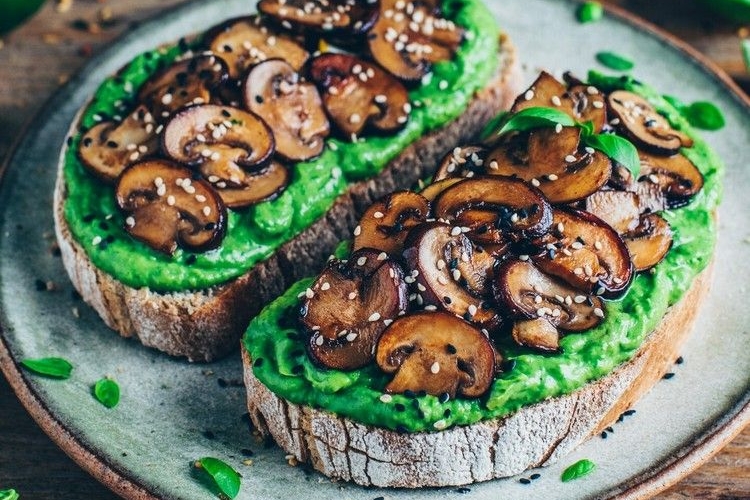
[62,0,500,292]
[243,74,723,432]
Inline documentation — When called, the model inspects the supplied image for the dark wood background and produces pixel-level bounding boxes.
[0,0,748,498]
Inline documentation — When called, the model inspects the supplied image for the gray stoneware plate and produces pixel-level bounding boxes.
[1,0,748,499]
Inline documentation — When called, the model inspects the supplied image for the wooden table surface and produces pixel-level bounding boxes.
[0,0,748,498]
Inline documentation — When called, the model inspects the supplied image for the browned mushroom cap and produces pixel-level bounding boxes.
[638,151,704,208]
[433,176,553,245]
[243,59,329,161]
[623,213,673,271]
[368,0,464,81]
[485,127,612,204]
[137,55,228,121]
[511,318,560,353]
[258,0,379,35]
[511,72,607,132]
[583,190,641,234]
[493,259,604,332]
[301,249,408,371]
[608,90,693,155]
[206,16,309,79]
[533,208,633,298]
[375,311,496,398]
[115,159,227,254]
[309,53,410,137]
[352,191,429,256]
[78,105,159,183]
[402,222,502,329]
[432,146,487,182]
[212,160,290,208]
[420,177,463,202]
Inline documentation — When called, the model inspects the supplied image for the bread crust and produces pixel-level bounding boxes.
[241,266,712,488]
[54,35,522,362]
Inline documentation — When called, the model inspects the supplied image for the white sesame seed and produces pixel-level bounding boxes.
[353,225,361,236]
[379,394,393,403]
[92,236,102,245]
[452,269,461,281]
[125,216,135,227]
[346,332,358,342]
[430,362,440,374]
[424,305,437,311]
[349,113,362,124]
[548,173,559,181]
[574,295,587,303]
[594,241,603,250]
[555,123,563,133]
[377,252,388,261]
[565,154,577,163]
[519,254,530,261]
[320,282,331,291]
[357,256,368,266]
[305,288,314,299]
[161,93,173,105]
[373,211,385,219]
[384,319,393,326]
[571,241,584,250]
[433,419,447,430]
[551,95,562,106]
[587,86,599,95]
[574,267,584,275]
[592,100,604,109]
[348,291,357,300]
[368,312,381,322]
[531,178,541,187]
[374,94,387,103]
[167,195,176,206]
[594,307,605,318]
[468,304,478,316]
[524,89,535,100]
[417,283,426,292]
[439,80,448,90]
[451,226,462,236]
[315,335,324,346]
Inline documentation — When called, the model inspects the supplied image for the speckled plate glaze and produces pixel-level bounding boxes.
[0,1,748,499]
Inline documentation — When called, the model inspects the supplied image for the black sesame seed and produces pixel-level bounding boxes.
[241,448,255,457]
[99,221,109,230]
[98,240,109,250]
[105,235,115,244]
[178,37,189,51]
[455,487,471,494]
[394,403,406,412]
[203,430,216,440]
[576,236,586,245]
[82,137,93,147]
[519,478,531,485]
[601,431,608,439]
[624,409,636,416]
[416,390,427,397]
[443,296,452,304]
[253,358,264,367]
[411,399,420,409]
[218,378,228,388]
[662,372,675,380]
[66,136,73,146]
[255,95,264,104]
[221,109,232,118]
[204,222,216,231]
[106,140,119,149]
[501,359,516,372]
[185,254,197,265]
[403,389,416,399]
[372,497,385,500]
[675,356,684,364]
[438,392,450,404]
[606,426,614,432]
[530,473,541,480]
[83,213,96,223]
[443,408,451,418]
[446,344,457,354]
[395,425,408,434]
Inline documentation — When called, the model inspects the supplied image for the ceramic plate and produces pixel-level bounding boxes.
[1,0,748,499]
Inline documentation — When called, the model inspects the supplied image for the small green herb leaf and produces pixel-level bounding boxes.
[20,357,73,379]
[595,51,634,71]
[480,111,509,140]
[496,107,575,136]
[0,489,20,500]
[662,94,686,110]
[742,39,750,73]
[561,458,596,482]
[682,101,725,131]
[195,457,241,499]
[577,1,603,23]
[93,378,120,408]
[583,133,640,177]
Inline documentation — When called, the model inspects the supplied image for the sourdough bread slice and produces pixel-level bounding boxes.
[242,265,712,488]
[53,34,521,362]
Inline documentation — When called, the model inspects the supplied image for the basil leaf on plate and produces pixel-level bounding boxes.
[194,457,241,499]
[20,357,73,379]
[595,51,634,71]
[582,133,640,177]
[496,107,575,136]
[93,378,120,408]
[0,489,20,500]
[682,101,725,131]
[577,1,603,23]
[561,458,596,482]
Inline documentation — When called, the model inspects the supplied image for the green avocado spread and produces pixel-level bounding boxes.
[242,73,723,433]
[62,0,500,292]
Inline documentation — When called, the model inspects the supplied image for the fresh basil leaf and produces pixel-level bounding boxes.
[0,489,19,500]
[578,120,595,138]
[743,39,750,73]
[20,357,73,379]
[561,458,596,482]
[195,457,241,499]
[583,133,640,177]
[577,1,603,23]
[682,101,725,131]
[595,51,635,71]
[93,378,120,409]
[497,107,575,136]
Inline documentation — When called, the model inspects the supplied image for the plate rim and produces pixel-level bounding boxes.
[0,1,748,499]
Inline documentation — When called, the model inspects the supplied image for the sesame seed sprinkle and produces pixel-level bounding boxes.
[368,312,381,322]
[379,394,393,403]
[357,256,368,266]
[594,307,605,318]
[430,362,440,374]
